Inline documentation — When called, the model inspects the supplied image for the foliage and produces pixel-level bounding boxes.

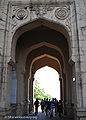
[34,80,52,100]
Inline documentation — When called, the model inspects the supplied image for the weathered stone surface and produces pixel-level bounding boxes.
[0,0,86,119]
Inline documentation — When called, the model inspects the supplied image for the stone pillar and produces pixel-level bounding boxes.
[73,0,86,119]
[0,63,12,116]
[10,67,17,104]
[16,69,25,115]
[16,74,24,103]
[29,77,34,113]
[59,77,62,100]
[64,62,72,116]
[0,1,13,116]
[63,73,67,115]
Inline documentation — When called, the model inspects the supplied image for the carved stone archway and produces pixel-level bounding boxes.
[8,17,73,117]
[1,1,86,119]
[28,54,62,113]
[7,2,73,117]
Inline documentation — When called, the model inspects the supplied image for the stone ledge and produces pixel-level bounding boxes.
[9,0,73,6]
[76,109,86,117]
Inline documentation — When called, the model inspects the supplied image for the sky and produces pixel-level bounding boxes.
[34,66,60,100]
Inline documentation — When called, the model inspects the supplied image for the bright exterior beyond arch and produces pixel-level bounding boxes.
[34,66,60,100]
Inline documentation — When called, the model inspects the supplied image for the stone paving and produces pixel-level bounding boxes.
[1,106,73,120]
[1,110,74,120]
[2,112,73,120]
[37,111,73,120]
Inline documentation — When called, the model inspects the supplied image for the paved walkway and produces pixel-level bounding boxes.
[37,111,73,120]
[2,112,73,120]
[2,106,74,120]
[36,106,73,120]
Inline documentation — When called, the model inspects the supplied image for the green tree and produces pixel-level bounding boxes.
[34,80,52,100]
[44,94,52,100]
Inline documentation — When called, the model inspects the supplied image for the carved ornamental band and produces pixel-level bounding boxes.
[55,7,69,20]
[11,5,71,33]
[16,9,28,20]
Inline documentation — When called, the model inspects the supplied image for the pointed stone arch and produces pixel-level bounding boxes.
[10,17,74,117]
[30,54,62,78]
[11,18,71,63]
[27,53,63,112]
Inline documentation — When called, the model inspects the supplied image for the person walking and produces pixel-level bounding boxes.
[45,98,49,116]
[50,100,54,117]
[58,100,63,117]
[41,99,45,113]
[34,98,39,115]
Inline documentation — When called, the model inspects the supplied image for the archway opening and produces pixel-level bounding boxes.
[34,66,60,101]
[11,18,73,116]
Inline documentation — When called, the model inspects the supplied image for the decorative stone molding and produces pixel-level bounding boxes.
[8,59,15,66]
[65,17,71,32]
[11,8,29,29]
[15,9,28,20]
[30,6,54,17]
[10,3,72,34]
[81,26,86,35]
[12,5,54,20]
[55,7,69,20]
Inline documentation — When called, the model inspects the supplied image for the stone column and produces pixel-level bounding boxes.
[16,74,24,103]
[73,1,86,119]
[10,67,17,104]
[59,77,62,100]
[0,0,9,111]
[63,73,67,115]
[0,62,13,116]
[29,77,34,113]
[16,68,25,115]
[65,62,72,116]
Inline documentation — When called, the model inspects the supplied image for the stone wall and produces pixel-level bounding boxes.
[74,0,86,119]
[0,0,86,119]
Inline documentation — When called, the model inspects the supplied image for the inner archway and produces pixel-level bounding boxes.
[28,54,62,113]
[34,66,60,100]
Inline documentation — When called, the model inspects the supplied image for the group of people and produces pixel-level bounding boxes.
[34,98,63,117]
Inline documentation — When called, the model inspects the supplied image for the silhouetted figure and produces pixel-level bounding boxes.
[56,99,58,115]
[53,98,58,116]
[58,100,63,117]
[50,100,54,117]
[45,98,48,116]
[34,98,39,115]
[41,99,45,113]
[47,99,51,112]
